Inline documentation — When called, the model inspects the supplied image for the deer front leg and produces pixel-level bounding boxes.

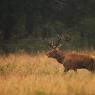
[73,68,77,72]
[63,63,69,73]
[64,68,69,73]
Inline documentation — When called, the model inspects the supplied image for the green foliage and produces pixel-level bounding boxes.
[0,0,95,53]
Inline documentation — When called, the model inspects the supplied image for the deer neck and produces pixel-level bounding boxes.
[55,50,65,64]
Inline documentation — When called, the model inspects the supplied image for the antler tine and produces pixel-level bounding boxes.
[48,39,54,48]
[54,34,63,48]
[64,33,71,41]
[51,40,54,47]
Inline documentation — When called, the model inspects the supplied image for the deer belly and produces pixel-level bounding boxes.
[63,58,94,70]
[64,62,86,69]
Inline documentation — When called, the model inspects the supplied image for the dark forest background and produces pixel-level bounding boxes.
[0,0,95,53]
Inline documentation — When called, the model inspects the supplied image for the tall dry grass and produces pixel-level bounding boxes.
[0,51,95,95]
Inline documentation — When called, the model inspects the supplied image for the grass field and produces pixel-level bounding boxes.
[0,51,95,95]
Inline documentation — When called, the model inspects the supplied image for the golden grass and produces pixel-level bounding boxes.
[0,51,95,95]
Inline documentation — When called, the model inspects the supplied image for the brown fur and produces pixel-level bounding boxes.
[47,49,95,72]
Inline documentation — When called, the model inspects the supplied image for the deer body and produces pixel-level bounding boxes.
[62,52,95,72]
[47,49,95,72]
[47,34,95,72]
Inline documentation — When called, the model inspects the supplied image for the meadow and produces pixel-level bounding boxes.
[0,51,95,95]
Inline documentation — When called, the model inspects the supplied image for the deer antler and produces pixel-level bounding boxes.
[48,39,55,48]
[54,34,63,48]
[64,33,71,41]
[48,34,63,49]
[48,32,71,49]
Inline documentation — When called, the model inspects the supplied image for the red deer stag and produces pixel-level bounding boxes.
[47,34,95,72]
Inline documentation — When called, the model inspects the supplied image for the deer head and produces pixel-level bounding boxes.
[47,33,70,58]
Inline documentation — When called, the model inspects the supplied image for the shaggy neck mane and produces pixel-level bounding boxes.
[55,50,65,63]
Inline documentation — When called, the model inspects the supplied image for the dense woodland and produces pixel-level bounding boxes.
[0,0,95,53]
